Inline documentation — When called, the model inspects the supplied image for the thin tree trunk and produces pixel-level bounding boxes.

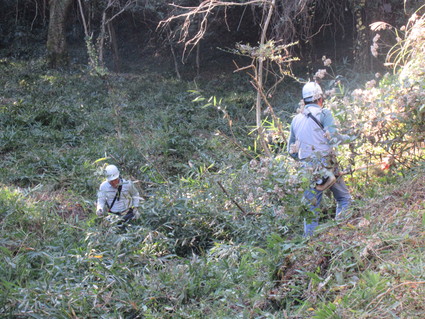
[195,14,201,76]
[77,0,89,37]
[255,0,275,156]
[352,0,371,71]
[196,42,200,77]
[46,0,73,68]
[108,21,120,72]
[167,27,181,80]
[98,9,107,66]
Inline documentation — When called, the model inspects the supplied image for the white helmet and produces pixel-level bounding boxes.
[104,165,120,181]
[302,82,323,102]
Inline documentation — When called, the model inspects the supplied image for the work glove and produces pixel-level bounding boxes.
[96,208,103,217]
[133,208,140,219]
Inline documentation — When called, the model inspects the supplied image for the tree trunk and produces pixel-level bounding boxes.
[255,0,275,157]
[108,22,121,72]
[46,0,73,68]
[352,0,372,71]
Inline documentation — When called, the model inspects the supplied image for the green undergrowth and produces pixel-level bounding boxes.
[0,168,423,318]
[0,57,255,191]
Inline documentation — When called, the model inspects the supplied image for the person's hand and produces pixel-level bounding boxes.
[133,208,140,219]
[96,208,103,217]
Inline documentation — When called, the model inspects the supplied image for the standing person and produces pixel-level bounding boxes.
[96,164,140,225]
[287,82,352,237]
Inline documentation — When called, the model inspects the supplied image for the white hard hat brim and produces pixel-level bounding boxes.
[107,173,120,181]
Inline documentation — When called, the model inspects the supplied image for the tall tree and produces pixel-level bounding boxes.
[47,0,73,68]
[159,0,295,155]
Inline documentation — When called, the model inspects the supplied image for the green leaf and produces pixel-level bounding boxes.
[192,96,205,102]
[93,157,109,164]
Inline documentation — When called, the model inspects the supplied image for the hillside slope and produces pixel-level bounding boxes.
[273,170,425,318]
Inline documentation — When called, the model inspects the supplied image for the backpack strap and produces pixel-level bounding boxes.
[106,184,122,212]
[306,111,325,131]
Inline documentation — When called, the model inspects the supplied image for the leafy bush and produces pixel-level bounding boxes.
[333,10,424,173]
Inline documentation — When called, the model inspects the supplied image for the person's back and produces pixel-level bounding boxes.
[290,105,331,160]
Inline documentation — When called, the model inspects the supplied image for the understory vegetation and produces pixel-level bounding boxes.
[1,10,424,319]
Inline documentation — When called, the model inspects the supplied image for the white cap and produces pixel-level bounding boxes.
[302,82,323,102]
[104,165,120,181]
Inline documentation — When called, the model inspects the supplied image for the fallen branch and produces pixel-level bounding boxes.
[217,181,249,216]
[216,130,255,160]
[366,281,425,311]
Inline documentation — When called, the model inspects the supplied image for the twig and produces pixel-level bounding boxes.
[105,0,135,25]
[217,181,248,216]
[167,26,181,79]
[158,0,265,57]
[254,0,275,157]
[63,223,85,231]
[216,130,255,160]
[77,0,89,37]
[366,281,425,311]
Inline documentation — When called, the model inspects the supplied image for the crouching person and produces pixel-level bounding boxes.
[96,164,140,229]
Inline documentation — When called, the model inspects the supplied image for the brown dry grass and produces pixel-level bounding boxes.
[32,191,90,220]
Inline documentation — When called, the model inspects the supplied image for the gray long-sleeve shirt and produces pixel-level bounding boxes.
[96,178,140,213]
[287,104,337,160]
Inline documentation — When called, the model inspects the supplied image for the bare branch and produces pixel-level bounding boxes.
[77,0,89,37]
[159,0,266,56]
[105,0,136,25]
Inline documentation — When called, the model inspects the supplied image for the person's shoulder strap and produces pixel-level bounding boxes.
[107,184,122,212]
[307,111,325,131]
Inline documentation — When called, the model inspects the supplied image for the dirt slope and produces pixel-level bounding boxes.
[268,172,425,317]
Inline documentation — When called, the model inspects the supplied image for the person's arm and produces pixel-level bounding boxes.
[128,181,140,208]
[321,109,350,143]
[321,109,337,134]
[127,181,141,218]
[96,185,107,216]
[287,123,299,159]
